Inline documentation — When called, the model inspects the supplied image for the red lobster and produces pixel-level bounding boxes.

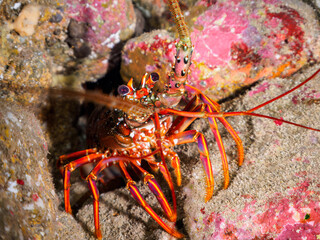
[58,0,320,238]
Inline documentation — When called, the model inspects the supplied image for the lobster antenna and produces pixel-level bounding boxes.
[221,111,320,132]
[159,108,320,132]
[48,88,153,117]
[247,68,320,113]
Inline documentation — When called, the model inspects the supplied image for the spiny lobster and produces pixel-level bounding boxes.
[57,0,320,239]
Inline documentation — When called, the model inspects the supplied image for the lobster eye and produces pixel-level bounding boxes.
[184,56,188,64]
[118,85,130,96]
[150,72,159,82]
[181,70,186,76]
[175,83,180,88]
[176,57,181,63]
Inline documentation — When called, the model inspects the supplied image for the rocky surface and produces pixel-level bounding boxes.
[121,0,320,101]
[1,0,320,239]
[0,102,58,239]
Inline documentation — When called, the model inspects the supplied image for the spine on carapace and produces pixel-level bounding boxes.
[168,0,192,47]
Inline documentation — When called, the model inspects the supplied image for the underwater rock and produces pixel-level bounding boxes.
[0,102,58,239]
[121,0,320,101]
[7,4,41,36]
[64,0,136,78]
[121,29,176,90]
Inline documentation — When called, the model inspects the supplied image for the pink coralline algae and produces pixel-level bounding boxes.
[121,0,320,101]
[199,180,320,239]
[65,0,136,76]
[187,0,320,99]
[65,0,135,52]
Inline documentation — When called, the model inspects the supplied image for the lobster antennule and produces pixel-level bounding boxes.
[168,0,192,47]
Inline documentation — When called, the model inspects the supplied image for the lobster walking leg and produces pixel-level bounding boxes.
[85,156,137,239]
[81,151,182,239]
[153,112,178,217]
[118,162,184,238]
[58,148,98,163]
[58,148,98,172]
[87,177,102,239]
[168,93,243,190]
[205,105,230,189]
[168,130,214,202]
[217,117,244,166]
[186,84,244,168]
[130,161,176,222]
[164,149,182,186]
[62,153,104,213]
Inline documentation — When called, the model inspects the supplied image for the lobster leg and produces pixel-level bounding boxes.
[164,149,182,186]
[87,177,102,239]
[62,153,104,214]
[58,148,98,172]
[118,162,184,238]
[131,161,176,222]
[205,105,230,189]
[168,130,214,202]
[188,85,244,168]
[167,96,201,135]
[147,160,177,192]
[217,117,244,166]
[196,89,244,168]
[84,151,180,239]
[168,94,241,189]
[85,156,137,240]
[153,112,178,218]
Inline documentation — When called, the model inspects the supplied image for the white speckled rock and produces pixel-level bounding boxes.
[0,102,58,239]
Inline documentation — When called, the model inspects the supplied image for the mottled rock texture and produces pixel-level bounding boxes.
[121,0,320,101]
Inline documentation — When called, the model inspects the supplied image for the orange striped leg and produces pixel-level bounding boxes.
[148,161,174,191]
[84,151,161,239]
[185,84,221,111]
[217,117,244,166]
[168,130,214,202]
[167,96,201,135]
[58,148,97,173]
[85,157,134,240]
[164,149,182,186]
[131,161,176,222]
[119,162,183,238]
[205,105,230,189]
[194,89,244,166]
[63,153,104,214]
[58,148,97,164]
[153,113,177,217]
[87,177,102,239]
